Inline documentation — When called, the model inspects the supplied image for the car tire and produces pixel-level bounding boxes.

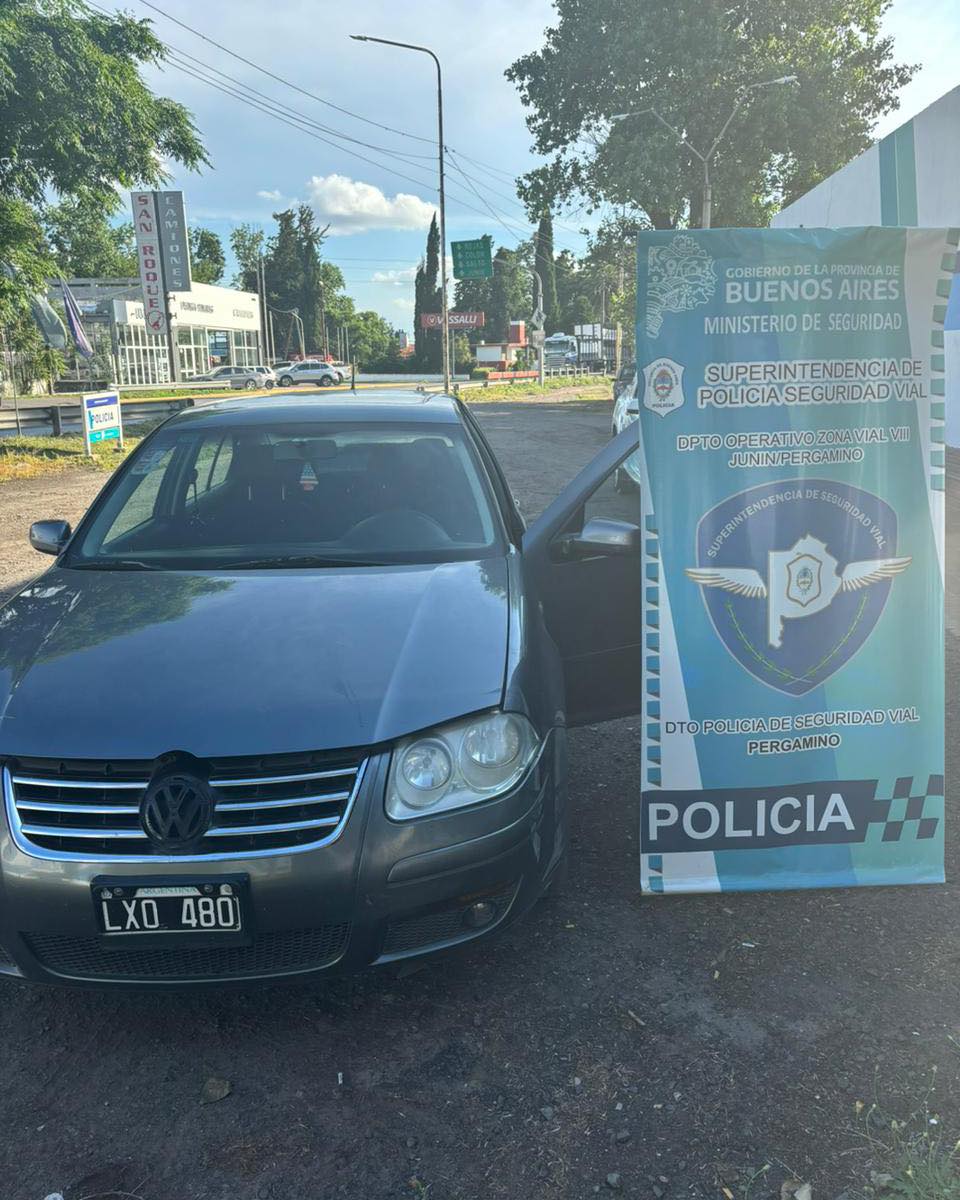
[265,380,275,389]
[320,376,335,387]
[279,375,293,387]
[244,379,257,390]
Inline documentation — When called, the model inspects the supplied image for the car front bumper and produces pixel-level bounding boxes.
[0,729,566,988]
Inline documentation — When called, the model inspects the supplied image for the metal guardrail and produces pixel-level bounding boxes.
[0,397,190,439]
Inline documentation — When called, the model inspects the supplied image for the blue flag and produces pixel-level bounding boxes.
[59,278,95,360]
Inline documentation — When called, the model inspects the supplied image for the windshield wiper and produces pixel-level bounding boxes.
[70,559,166,572]
[218,555,388,570]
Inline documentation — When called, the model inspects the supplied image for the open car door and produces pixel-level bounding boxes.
[522,423,642,727]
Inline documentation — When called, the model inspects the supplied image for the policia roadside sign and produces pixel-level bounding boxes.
[636,226,954,894]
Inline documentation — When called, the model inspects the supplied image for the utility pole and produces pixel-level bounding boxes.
[319,280,329,358]
[351,35,449,392]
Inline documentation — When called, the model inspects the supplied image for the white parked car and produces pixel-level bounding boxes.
[611,362,640,492]
[277,361,343,388]
[193,365,275,390]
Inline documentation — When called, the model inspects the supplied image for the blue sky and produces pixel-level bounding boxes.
[125,0,960,336]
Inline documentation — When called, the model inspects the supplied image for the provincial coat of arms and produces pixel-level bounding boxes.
[646,234,717,337]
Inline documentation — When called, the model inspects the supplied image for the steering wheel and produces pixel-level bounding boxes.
[341,508,450,549]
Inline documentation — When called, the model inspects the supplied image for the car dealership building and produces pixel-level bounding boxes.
[773,84,960,443]
[52,278,263,386]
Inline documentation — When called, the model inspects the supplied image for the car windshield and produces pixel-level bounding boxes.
[65,420,504,570]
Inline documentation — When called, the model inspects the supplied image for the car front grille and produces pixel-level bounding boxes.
[3,749,366,861]
[26,925,350,981]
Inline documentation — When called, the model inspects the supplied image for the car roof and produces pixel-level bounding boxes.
[159,390,463,431]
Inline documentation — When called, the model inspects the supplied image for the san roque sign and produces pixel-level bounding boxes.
[635,226,956,895]
[130,190,193,336]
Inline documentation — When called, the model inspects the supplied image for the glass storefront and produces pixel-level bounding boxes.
[178,326,210,378]
[116,324,262,384]
[117,323,171,386]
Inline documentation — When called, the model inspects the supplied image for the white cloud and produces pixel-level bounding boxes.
[372,266,418,285]
[257,188,284,202]
[392,297,414,312]
[306,174,435,235]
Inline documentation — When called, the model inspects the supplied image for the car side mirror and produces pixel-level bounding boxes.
[552,517,641,561]
[29,519,71,556]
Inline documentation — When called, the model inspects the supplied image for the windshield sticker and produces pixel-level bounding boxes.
[299,462,318,491]
[130,448,170,475]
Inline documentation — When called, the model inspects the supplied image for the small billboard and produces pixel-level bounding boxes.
[82,391,123,456]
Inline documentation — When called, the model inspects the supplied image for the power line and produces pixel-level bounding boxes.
[92,1,591,257]
[161,57,444,197]
[164,44,437,166]
[137,0,437,146]
[158,55,559,245]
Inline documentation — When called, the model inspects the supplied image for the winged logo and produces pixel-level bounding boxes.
[687,534,911,649]
[685,482,908,695]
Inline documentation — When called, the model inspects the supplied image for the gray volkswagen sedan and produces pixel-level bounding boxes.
[0,392,640,987]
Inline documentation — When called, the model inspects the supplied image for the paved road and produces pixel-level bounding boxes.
[0,399,957,1200]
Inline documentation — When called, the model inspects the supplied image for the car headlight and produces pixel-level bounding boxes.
[386,712,540,820]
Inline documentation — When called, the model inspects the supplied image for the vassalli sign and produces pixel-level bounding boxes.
[635,226,954,894]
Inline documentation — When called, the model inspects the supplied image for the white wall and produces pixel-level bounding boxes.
[772,144,882,228]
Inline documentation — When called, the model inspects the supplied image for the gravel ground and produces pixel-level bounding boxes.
[0,398,957,1200]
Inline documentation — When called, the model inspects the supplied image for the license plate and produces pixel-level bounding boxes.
[93,880,245,936]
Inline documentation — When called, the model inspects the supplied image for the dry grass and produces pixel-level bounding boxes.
[460,377,611,404]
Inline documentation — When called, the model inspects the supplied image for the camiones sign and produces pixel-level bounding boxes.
[635,226,955,894]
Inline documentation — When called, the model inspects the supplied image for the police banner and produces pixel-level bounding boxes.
[636,226,955,894]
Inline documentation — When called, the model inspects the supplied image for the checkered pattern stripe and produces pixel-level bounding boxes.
[643,513,661,789]
[929,229,959,491]
[865,774,944,843]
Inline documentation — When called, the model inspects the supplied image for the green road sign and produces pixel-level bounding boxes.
[452,236,493,280]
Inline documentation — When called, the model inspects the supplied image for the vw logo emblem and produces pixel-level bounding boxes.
[140,773,214,851]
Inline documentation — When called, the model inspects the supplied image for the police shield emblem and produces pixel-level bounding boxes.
[643,358,685,417]
[786,553,823,607]
[684,480,910,695]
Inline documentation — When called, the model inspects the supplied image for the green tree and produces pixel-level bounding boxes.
[294,205,331,352]
[189,227,225,285]
[533,213,560,333]
[414,214,442,370]
[346,310,398,369]
[44,198,138,277]
[489,246,532,343]
[229,224,265,291]
[264,210,303,352]
[0,0,206,325]
[507,0,913,228]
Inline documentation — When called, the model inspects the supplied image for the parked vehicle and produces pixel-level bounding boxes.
[192,365,275,390]
[611,361,640,492]
[277,361,342,387]
[0,392,640,987]
[542,333,578,369]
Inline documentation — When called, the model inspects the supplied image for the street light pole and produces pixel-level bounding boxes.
[611,76,797,228]
[352,35,450,392]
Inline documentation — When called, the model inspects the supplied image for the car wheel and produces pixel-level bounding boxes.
[265,380,275,389]
[244,379,257,390]
[320,375,335,387]
[279,375,293,387]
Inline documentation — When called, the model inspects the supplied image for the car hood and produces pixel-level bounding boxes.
[0,559,510,760]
